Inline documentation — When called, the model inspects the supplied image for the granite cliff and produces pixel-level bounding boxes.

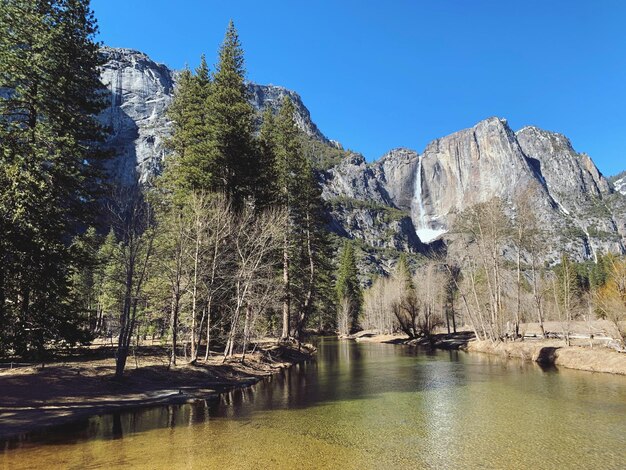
[98,47,626,272]
[98,47,329,184]
[611,172,626,196]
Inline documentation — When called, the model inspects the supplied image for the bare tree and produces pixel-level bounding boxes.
[337,296,351,337]
[201,194,233,361]
[223,207,285,359]
[454,198,512,341]
[107,187,155,378]
[552,254,581,346]
[414,262,444,337]
[363,276,399,334]
[156,203,192,367]
[513,187,547,339]
[183,192,232,363]
[393,292,420,339]
[595,254,626,346]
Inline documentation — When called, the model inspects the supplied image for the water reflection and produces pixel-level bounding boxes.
[2,338,626,470]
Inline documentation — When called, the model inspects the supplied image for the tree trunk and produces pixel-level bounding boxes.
[281,234,290,340]
[115,266,133,379]
[204,299,212,361]
[190,235,200,362]
[196,305,206,362]
[241,305,252,363]
[531,259,546,338]
[169,288,180,367]
[297,211,316,340]
[451,298,457,334]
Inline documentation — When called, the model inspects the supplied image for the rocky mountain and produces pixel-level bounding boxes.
[98,47,330,184]
[99,48,174,185]
[322,117,626,263]
[611,172,626,196]
[98,47,626,272]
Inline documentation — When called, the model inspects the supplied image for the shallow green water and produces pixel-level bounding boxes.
[2,339,626,469]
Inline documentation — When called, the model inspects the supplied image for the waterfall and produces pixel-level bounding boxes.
[414,156,427,229]
[412,156,446,243]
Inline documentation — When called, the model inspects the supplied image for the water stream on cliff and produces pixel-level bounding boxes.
[412,156,446,243]
[2,339,626,469]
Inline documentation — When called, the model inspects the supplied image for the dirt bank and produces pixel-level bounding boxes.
[466,339,626,375]
[0,342,315,440]
[352,329,626,376]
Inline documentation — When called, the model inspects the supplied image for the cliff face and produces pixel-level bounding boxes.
[99,47,175,185]
[325,117,626,261]
[613,174,626,196]
[97,47,626,270]
[248,84,329,144]
[98,48,331,184]
[416,118,552,242]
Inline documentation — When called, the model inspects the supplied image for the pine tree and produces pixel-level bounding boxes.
[205,20,257,208]
[164,56,212,195]
[255,107,279,210]
[69,226,102,333]
[336,240,362,332]
[257,98,336,338]
[269,98,306,338]
[396,254,415,292]
[0,0,109,356]
[292,156,333,338]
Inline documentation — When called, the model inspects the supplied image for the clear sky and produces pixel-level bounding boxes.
[92,0,626,175]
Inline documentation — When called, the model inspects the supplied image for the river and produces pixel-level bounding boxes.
[2,338,626,469]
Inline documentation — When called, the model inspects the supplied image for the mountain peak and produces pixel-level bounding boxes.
[98,46,333,183]
[516,125,574,152]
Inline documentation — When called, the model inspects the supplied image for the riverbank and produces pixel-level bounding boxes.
[466,339,626,375]
[0,342,315,440]
[352,330,626,375]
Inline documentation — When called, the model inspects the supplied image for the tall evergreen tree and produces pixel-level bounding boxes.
[258,98,336,338]
[291,156,333,338]
[255,107,278,210]
[164,56,212,195]
[336,240,362,332]
[272,98,304,338]
[205,20,257,207]
[396,254,415,292]
[69,226,103,333]
[0,0,108,356]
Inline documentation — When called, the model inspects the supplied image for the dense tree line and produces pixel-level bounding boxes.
[84,22,340,376]
[0,0,108,357]
[0,3,341,373]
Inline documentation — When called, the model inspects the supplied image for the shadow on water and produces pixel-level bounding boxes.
[535,346,561,365]
[1,339,466,449]
[5,337,619,452]
[1,399,218,451]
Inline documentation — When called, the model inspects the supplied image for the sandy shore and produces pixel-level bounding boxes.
[466,339,626,375]
[350,329,626,375]
[0,342,315,440]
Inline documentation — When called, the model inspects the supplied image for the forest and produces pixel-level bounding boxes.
[0,1,351,378]
[1,0,625,382]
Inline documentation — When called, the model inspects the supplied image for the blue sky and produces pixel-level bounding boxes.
[92,0,626,175]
